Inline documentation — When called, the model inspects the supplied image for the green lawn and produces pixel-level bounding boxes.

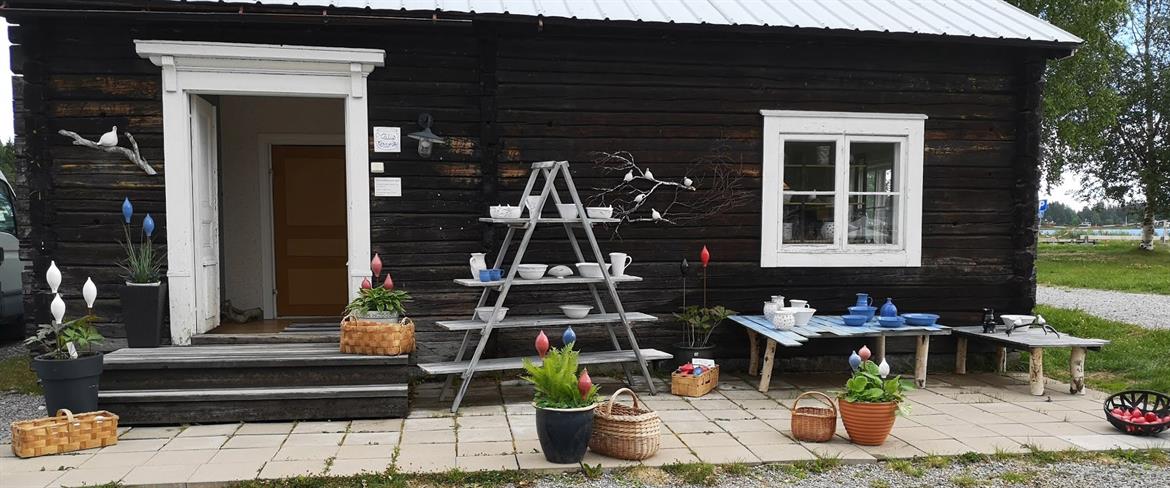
[0,354,40,395]
[1037,241,1170,295]
[1012,305,1170,394]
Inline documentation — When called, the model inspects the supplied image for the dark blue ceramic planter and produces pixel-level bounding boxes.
[534,404,596,463]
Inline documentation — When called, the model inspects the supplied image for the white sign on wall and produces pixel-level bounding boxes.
[373,177,402,197]
[373,126,401,153]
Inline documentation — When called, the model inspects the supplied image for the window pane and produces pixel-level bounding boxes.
[849,142,897,192]
[784,141,835,192]
[848,195,896,244]
[0,188,14,234]
[783,195,834,244]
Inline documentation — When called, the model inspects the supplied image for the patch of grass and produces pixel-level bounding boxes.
[616,466,670,486]
[773,463,808,480]
[999,470,1038,484]
[580,462,603,480]
[870,480,891,488]
[805,455,842,474]
[923,455,950,469]
[1038,241,1170,294]
[0,355,40,394]
[954,452,988,464]
[662,462,717,486]
[721,462,752,477]
[886,459,923,477]
[1011,306,1170,393]
[949,473,984,488]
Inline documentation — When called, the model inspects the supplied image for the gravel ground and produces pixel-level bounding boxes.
[1037,285,1170,329]
[532,459,1170,488]
[0,340,46,444]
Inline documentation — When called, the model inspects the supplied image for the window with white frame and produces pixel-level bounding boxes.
[759,110,926,267]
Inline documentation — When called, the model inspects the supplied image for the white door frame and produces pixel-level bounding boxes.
[137,40,384,345]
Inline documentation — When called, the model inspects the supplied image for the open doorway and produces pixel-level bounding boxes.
[213,96,346,334]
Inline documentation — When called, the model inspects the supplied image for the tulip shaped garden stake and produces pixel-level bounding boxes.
[122,198,133,224]
[849,350,862,371]
[680,258,689,309]
[82,278,97,315]
[535,330,550,359]
[50,294,66,325]
[859,345,872,362]
[578,368,593,399]
[878,358,891,378]
[700,246,710,307]
[562,326,576,346]
[371,254,383,279]
[143,214,155,238]
[383,273,394,290]
[46,261,62,294]
[361,277,372,290]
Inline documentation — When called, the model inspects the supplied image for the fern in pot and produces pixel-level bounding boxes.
[27,263,106,412]
[522,331,599,463]
[118,198,166,348]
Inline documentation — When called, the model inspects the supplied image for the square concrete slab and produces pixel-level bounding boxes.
[292,421,350,434]
[235,422,296,436]
[259,459,328,479]
[400,428,456,444]
[715,419,773,433]
[79,451,155,468]
[703,409,756,421]
[801,441,876,464]
[395,443,456,473]
[273,445,339,461]
[122,464,199,486]
[0,453,93,473]
[458,427,512,443]
[959,436,1028,454]
[343,432,399,446]
[209,447,279,464]
[733,429,796,446]
[283,433,344,447]
[913,438,976,455]
[120,426,183,440]
[678,432,742,448]
[328,457,392,476]
[748,443,818,463]
[403,417,455,431]
[349,418,404,432]
[161,435,229,451]
[691,444,760,464]
[49,466,133,487]
[337,444,395,459]
[177,424,240,438]
[664,420,721,434]
[857,439,927,459]
[223,434,288,449]
[0,470,63,488]
[457,415,509,430]
[100,438,169,453]
[187,461,264,483]
[1011,436,1080,451]
[145,449,218,466]
[639,447,701,466]
[457,454,519,471]
[459,441,516,456]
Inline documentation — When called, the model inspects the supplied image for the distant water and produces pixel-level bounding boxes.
[1040,228,1168,237]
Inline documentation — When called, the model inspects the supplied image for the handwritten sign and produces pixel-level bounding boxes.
[373,127,401,153]
[373,177,402,197]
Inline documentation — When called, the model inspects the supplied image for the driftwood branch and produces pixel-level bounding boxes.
[58,129,157,175]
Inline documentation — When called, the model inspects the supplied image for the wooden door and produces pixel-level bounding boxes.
[271,146,348,317]
[190,96,220,332]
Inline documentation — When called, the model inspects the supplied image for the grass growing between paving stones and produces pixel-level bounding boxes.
[1010,305,1170,393]
[0,354,39,394]
[1037,241,1170,295]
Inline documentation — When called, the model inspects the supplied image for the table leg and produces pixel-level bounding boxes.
[995,346,1008,373]
[875,335,886,362]
[955,337,968,375]
[758,339,778,393]
[1029,347,1045,396]
[1069,347,1086,395]
[914,335,930,388]
[746,329,760,376]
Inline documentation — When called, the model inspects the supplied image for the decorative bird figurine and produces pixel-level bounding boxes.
[535,331,550,359]
[562,326,576,345]
[578,368,593,399]
[878,358,891,378]
[848,350,862,371]
[651,208,662,221]
[623,170,634,182]
[682,177,693,187]
[98,126,118,147]
[644,168,654,180]
[859,345,872,362]
[634,193,646,203]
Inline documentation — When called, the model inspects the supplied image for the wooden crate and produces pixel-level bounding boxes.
[670,365,719,397]
[11,410,119,458]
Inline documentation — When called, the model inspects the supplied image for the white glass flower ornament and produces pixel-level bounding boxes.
[83,277,98,310]
[46,261,62,293]
[878,358,891,378]
[51,293,66,324]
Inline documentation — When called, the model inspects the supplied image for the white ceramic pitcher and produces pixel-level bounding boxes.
[469,252,487,279]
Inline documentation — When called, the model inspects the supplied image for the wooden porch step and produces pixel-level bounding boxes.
[103,343,408,369]
[192,332,339,345]
[435,312,657,331]
[99,384,408,425]
[418,348,672,375]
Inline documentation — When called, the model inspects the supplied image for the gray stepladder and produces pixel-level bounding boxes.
[417,161,672,413]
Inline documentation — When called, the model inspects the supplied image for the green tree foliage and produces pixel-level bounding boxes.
[0,140,15,179]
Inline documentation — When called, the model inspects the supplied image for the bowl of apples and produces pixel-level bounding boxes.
[1104,390,1170,436]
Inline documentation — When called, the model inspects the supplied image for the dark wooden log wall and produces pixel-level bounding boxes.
[9,14,1045,371]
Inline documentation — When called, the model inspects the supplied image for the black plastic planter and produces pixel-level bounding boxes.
[671,342,716,371]
[120,282,166,348]
[32,352,103,413]
[534,404,596,463]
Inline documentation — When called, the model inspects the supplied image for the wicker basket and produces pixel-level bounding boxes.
[11,409,119,458]
[791,391,837,442]
[340,316,415,355]
[589,388,661,460]
[670,365,719,397]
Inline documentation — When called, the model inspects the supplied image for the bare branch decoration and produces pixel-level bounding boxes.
[58,129,157,175]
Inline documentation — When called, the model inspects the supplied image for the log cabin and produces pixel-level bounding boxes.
[3,0,1079,422]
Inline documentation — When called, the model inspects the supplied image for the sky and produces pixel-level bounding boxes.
[0,20,1089,208]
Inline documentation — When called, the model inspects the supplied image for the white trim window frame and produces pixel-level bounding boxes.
[760,110,926,268]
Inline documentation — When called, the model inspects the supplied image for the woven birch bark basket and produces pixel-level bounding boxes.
[11,409,119,458]
[588,388,661,460]
[340,315,415,355]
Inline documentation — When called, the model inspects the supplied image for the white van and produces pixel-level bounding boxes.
[0,171,23,339]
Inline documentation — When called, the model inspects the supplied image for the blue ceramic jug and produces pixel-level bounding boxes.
[880,298,898,317]
[855,293,872,307]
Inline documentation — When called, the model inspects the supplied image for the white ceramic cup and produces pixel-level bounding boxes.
[770,295,786,307]
[609,252,633,277]
[789,299,810,309]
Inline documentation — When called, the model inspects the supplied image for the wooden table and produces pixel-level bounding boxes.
[729,315,952,392]
[952,327,1109,395]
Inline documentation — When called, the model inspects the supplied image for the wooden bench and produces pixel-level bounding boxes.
[952,327,1110,395]
[729,315,952,392]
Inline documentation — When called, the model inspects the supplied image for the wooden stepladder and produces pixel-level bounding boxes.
[418,161,672,413]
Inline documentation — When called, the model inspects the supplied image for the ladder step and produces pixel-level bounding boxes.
[479,217,620,226]
[436,312,657,331]
[418,348,673,375]
[454,275,641,288]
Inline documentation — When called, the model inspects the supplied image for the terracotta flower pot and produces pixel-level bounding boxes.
[838,398,898,446]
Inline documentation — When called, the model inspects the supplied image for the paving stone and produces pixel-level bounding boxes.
[145,449,218,466]
[187,461,264,483]
[914,439,977,455]
[958,436,1028,454]
[715,419,773,433]
[890,426,950,442]
[458,427,512,443]
[292,421,350,434]
[273,445,339,461]
[121,464,198,486]
[177,423,240,437]
[209,447,278,464]
[235,422,296,436]
[342,431,400,446]
[222,434,287,449]
[748,443,818,462]
[0,453,92,472]
[857,439,926,459]
[721,389,770,400]
[657,410,709,422]
[457,454,519,471]
[160,435,228,451]
[801,441,877,464]
[678,432,742,447]
[400,428,456,444]
[939,423,1000,438]
[79,451,155,467]
[283,433,344,447]
[259,459,328,478]
[516,452,578,471]
[100,438,169,453]
[911,414,971,428]
[403,417,455,431]
[664,420,721,434]
[0,470,63,488]
[49,466,132,487]
[685,399,739,410]
[702,409,756,421]
[459,441,515,456]
[660,433,686,449]
[1010,435,1079,451]
[642,399,698,411]
[457,415,509,430]
[514,439,542,454]
[337,444,395,459]
[509,422,539,441]
[328,458,392,476]
[349,418,403,432]
[119,426,183,440]
[1028,420,1098,437]
[639,447,701,466]
[395,443,456,473]
[459,404,507,416]
[691,444,760,464]
[979,422,1049,437]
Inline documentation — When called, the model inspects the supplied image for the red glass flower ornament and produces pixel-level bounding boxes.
[859,345,872,362]
[700,246,710,268]
[383,272,394,290]
[535,330,550,359]
[361,277,372,289]
[578,368,593,399]
[371,253,383,278]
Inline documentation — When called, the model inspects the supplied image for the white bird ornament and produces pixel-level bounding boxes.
[623,170,634,182]
[651,208,662,221]
[682,177,693,187]
[643,168,655,181]
[633,193,646,203]
[98,126,118,147]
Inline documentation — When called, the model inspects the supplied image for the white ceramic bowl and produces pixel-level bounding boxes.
[781,306,816,326]
[517,264,548,280]
[548,265,573,278]
[474,306,508,322]
[559,305,593,319]
[555,204,579,219]
[489,205,521,219]
[586,206,614,219]
[1001,314,1036,327]
[575,262,611,278]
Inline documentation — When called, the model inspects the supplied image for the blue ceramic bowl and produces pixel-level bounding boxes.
[848,306,877,321]
[877,316,905,328]
[841,314,868,326]
[902,313,940,326]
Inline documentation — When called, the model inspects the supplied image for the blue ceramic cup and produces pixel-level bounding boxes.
[479,269,495,282]
[490,268,502,281]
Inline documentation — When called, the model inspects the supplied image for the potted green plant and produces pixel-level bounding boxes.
[117,198,166,347]
[26,264,105,413]
[838,358,913,446]
[522,331,599,464]
[671,305,734,370]
[343,271,411,323]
